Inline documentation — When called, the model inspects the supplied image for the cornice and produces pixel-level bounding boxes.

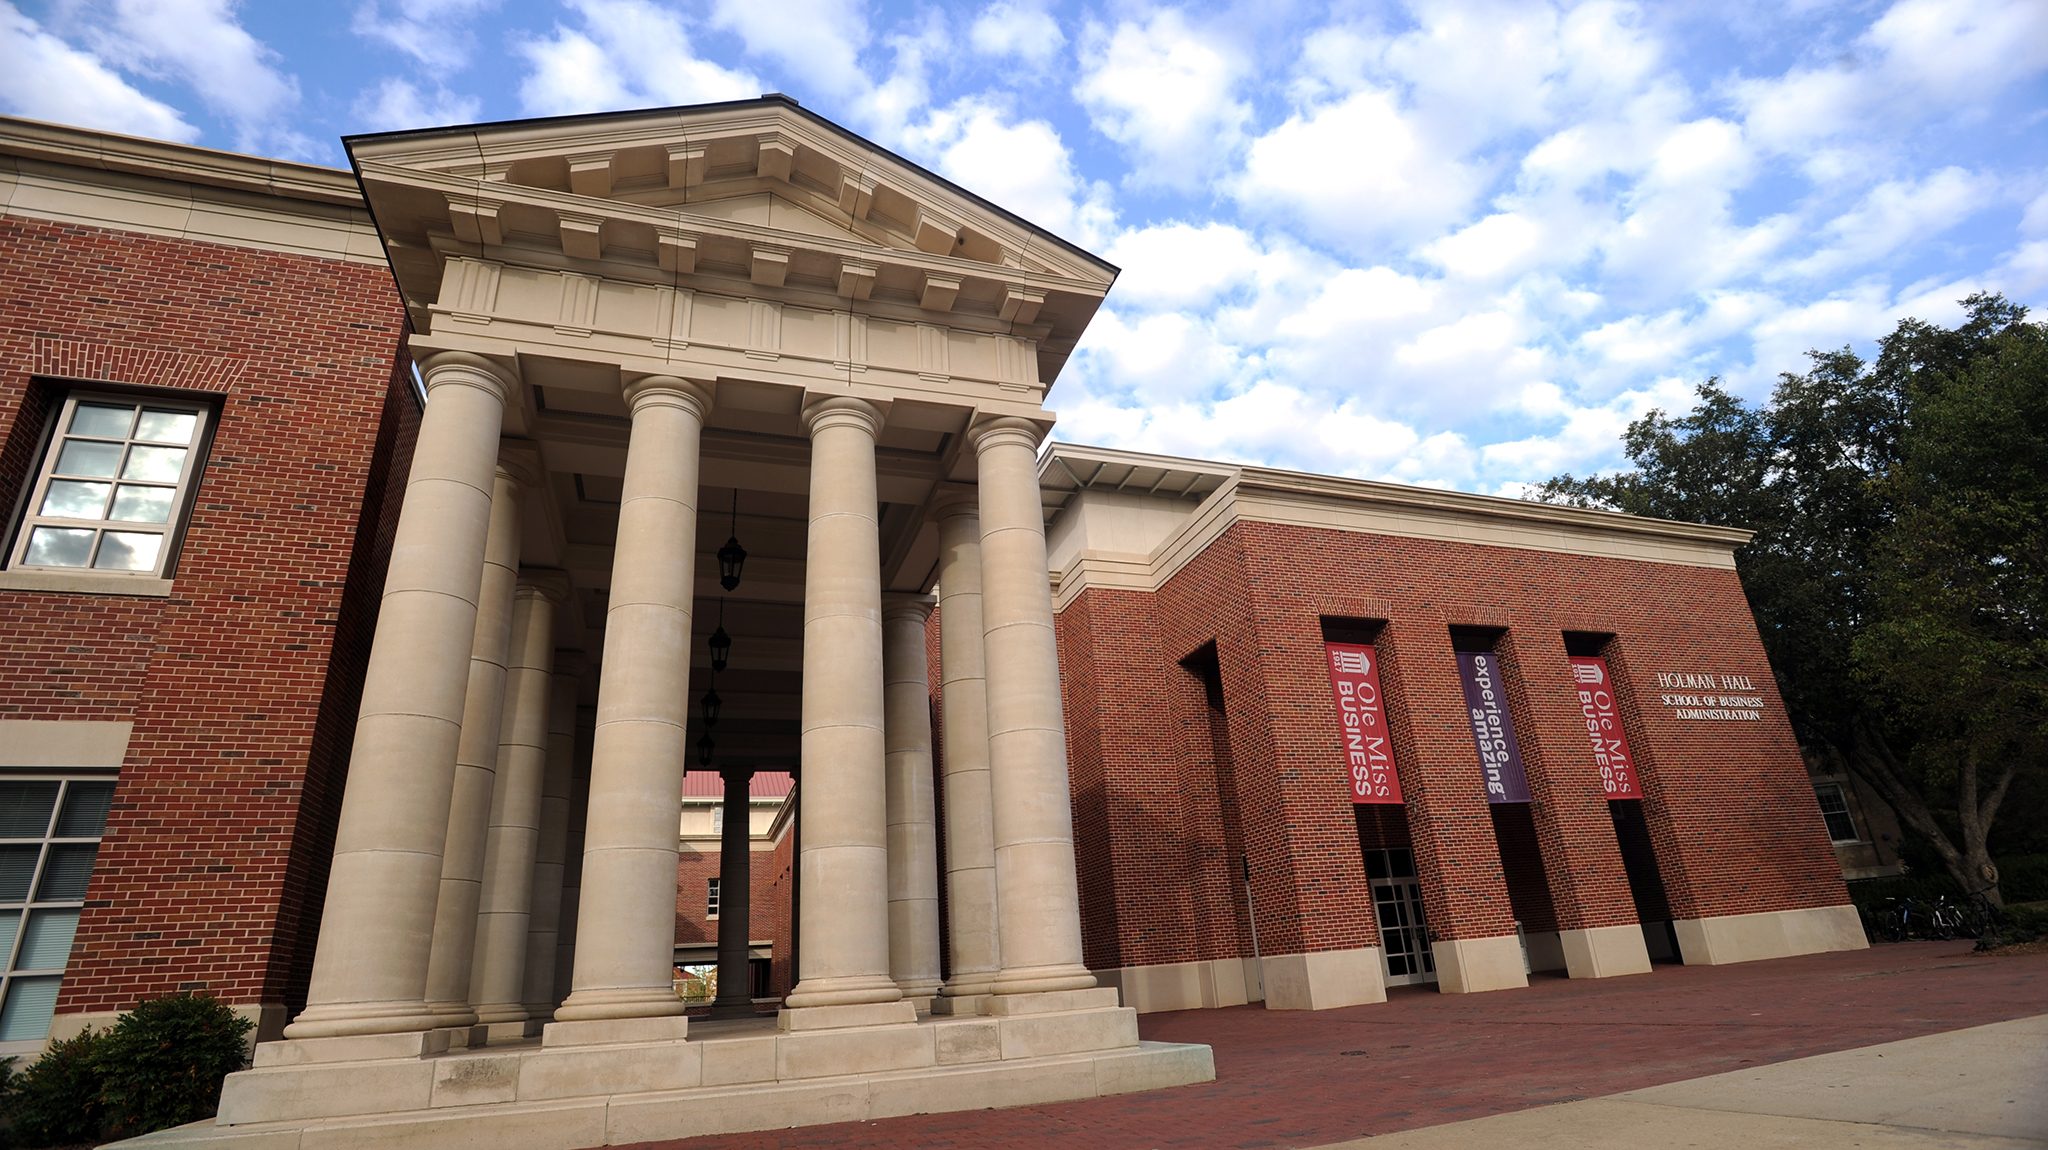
[0,116,361,207]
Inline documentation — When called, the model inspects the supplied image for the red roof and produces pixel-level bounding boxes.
[679,770,793,799]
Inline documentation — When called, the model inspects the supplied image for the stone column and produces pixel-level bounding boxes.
[972,417,1095,996]
[285,352,516,1040]
[784,397,903,1012]
[555,377,710,1031]
[522,650,582,1022]
[883,594,943,1006]
[711,766,755,1015]
[554,717,591,1007]
[471,575,566,1031]
[423,454,529,1028]
[934,494,1000,1001]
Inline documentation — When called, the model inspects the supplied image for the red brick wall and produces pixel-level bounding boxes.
[672,841,784,952]
[763,825,796,997]
[0,216,410,1018]
[1056,518,1850,968]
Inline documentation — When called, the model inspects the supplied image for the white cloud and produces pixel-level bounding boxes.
[899,98,1111,247]
[1070,309,1245,400]
[0,2,198,142]
[709,0,869,101]
[516,0,758,117]
[968,1,1064,68]
[1074,9,1249,190]
[1101,222,1273,310]
[1480,374,1696,479]
[353,78,481,133]
[1734,0,2048,156]
[351,0,495,71]
[63,0,306,155]
[1781,167,1995,279]
[1421,212,1547,281]
[1232,87,1485,250]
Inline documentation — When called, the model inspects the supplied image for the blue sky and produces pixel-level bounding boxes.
[4,0,2045,493]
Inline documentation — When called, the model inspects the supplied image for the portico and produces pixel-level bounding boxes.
[183,97,1210,1146]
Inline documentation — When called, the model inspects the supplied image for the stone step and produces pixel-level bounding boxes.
[112,1040,1215,1150]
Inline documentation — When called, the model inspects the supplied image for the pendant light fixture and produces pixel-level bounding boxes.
[717,489,747,592]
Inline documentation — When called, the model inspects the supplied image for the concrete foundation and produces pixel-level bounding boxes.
[115,1001,1211,1150]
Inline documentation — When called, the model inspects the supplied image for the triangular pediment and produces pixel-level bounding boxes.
[347,97,1115,378]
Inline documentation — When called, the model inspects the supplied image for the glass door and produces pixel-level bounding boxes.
[1365,849,1436,986]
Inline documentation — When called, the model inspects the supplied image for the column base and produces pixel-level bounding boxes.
[426,999,481,1029]
[709,997,761,1019]
[253,1029,451,1067]
[280,1000,448,1041]
[554,986,688,1022]
[542,1015,690,1048]
[992,964,1097,996]
[784,974,905,1009]
[778,1000,918,1031]
[1673,904,1867,965]
[1259,948,1386,1010]
[1560,924,1654,978]
[474,1002,532,1026]
[1432,935,1530,993]
[929,994,991,1017]
[941,974,997,999]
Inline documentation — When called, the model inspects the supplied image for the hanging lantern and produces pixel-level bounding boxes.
[709,598,731,673]
[700,686,722,727]
[696,730,716,767]
[717,489,747,591]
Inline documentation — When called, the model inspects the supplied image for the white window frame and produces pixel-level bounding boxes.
[0,771,116,1055]
[6,390,213,580]
[706,876,721,920]
[1814,781,1861,844]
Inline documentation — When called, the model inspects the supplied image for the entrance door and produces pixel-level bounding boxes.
[1365,849,1437,986]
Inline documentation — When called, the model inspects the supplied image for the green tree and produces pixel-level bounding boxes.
[1535,294,2045,903]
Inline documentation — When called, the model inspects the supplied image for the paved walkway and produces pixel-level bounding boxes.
[630,942,2048,1149]
[1340,1013,2047,1147]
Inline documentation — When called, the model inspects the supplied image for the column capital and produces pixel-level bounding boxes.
[419,351,519,405]
[718,763,756,787]
[622,374,713,420]
[882,592,937,625]
[929,483,980,521]
[517,568,572,606]
[802,395,885,439]
[497,440,545,490]
[967,415,1046,455]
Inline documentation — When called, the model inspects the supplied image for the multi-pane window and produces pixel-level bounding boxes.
[8,393,210,578]
[1814,782,1859,843]
[706,877,721,919]
[0,776,115,1048]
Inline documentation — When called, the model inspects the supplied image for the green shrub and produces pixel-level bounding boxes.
[95,994,253,1140]
[1997,854,2048,903]
[5,1028,109,1147]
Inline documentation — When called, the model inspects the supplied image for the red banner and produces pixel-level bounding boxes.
[1569,656,1641,799]
[1325,642,1402,804]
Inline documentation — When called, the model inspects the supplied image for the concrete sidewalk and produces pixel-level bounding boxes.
[1336,1013,2048,1148]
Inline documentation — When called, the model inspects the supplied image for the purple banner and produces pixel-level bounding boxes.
[1456,651,1531,803]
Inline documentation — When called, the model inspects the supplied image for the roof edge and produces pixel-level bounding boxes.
[342,95,1117,279]
[1043,441,1755,549]
[0,115,362,209]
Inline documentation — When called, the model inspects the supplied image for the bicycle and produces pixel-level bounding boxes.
[1925,894,1964,940]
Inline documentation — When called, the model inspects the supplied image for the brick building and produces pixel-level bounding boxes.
[0,100,1858,1144]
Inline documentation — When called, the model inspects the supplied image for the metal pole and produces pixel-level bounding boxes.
[1243,855,1263,998]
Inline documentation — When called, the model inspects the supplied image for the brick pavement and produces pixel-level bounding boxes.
[628,942,2048,1150]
